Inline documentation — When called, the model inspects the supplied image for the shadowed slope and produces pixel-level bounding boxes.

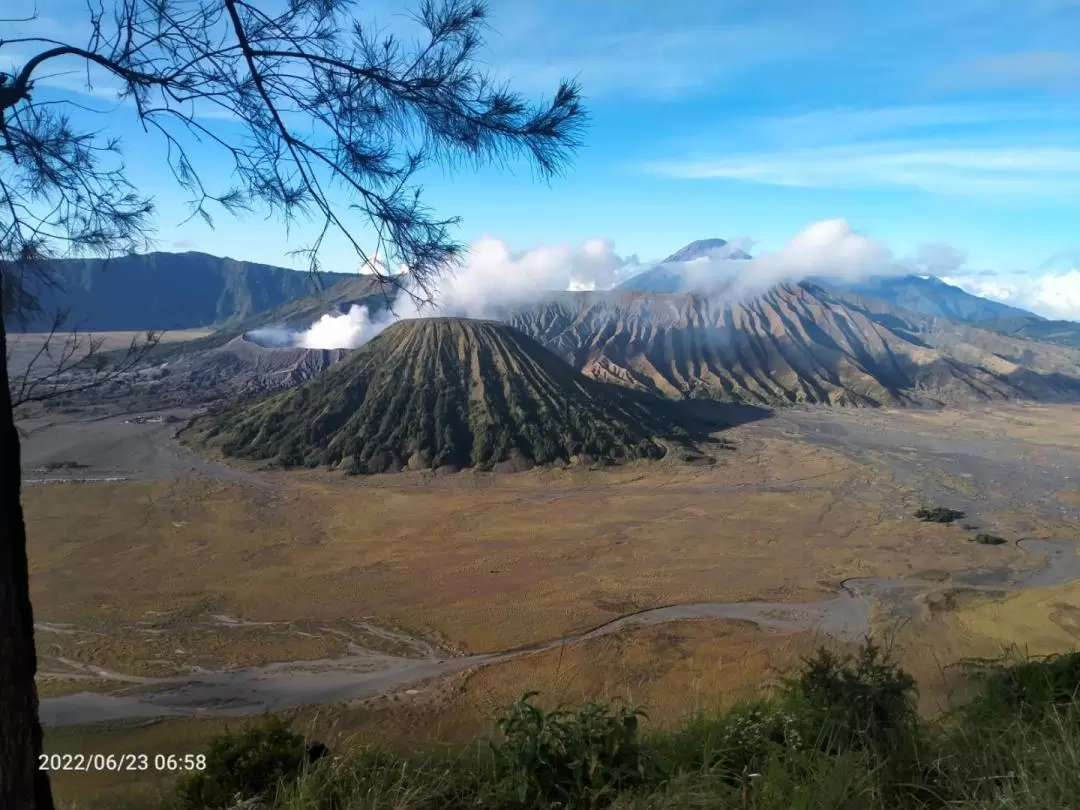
[976,315,1080,350]
[819,274,1041,324]
[203,318,711,473]
[9,251,358,332]
[505,284,1080,406]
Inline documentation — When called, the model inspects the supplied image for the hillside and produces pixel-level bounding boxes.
[822,274,1041,323]
[99,335,353,410]
[504,284,1080,406]
[9,251,356,331]
[975,314,1080,349]
[202,318,711,473]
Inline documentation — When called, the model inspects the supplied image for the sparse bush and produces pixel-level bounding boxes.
[708,701,805,780]
[973,533,1006,545]
[935,654,1080,806]
[914,506,966,523]
[960,651,1080,725]
[785,640,918,760]
[490,691,648,807]
[649,699,804,783]
[175,717,324,810]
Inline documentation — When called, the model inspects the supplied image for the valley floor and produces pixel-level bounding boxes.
[19,403,1080,803]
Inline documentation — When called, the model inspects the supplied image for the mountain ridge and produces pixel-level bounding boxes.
[502,283,1080,407]
[615,239,1051,331]
[9,251,358,332]
[820,274,1042,324]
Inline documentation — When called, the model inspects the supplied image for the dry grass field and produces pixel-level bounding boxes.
[21,403,1080,803]
[26,433,1034,664]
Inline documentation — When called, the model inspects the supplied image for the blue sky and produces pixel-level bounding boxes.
[5,0,1080,316]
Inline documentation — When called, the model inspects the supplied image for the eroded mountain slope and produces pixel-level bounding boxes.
[504,284,1080,406]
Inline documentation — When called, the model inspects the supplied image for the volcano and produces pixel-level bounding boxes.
[504,283,1080,406]
[203,317,714,473]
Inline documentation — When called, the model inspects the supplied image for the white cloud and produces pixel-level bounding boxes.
[774,219,895,278]
[912,243,968,276]
[643,142,1080,196]
[670,219,903,297]
[436,236,639,304]
[942,270,1080,320]
[737,104,1070,149]
[1032,271,1080,318]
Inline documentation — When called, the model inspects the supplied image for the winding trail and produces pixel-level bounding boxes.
[39,538,1080,727]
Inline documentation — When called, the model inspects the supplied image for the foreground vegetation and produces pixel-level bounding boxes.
[62,641,1080,810]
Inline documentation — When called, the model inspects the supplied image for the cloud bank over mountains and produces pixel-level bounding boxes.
[287,220,1080,350]
[943,269,1080,321]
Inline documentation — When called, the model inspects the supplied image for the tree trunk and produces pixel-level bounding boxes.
[0,315,54,810]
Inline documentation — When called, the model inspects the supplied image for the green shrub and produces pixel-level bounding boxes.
[717,701,804,766]
[650,699,804,784]
[175,717,321,810]
[913,506,965,523]
[973,533,1006,545]
[490,691,648,808]
[785,640,918,760]
[960,651,1080,726]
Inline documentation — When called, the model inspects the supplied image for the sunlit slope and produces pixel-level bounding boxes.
[505,283,1080,406]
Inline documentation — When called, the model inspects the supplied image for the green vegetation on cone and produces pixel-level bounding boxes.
[203,318,708,474]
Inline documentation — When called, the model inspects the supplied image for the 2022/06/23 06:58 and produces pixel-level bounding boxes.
[39,753,207,772]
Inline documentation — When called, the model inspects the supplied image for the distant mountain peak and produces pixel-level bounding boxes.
[617,237,752,293]
[663,238,751,264]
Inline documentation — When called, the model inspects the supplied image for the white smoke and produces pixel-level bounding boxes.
[293,236,642,349]
[298,305,391,349]
[245,327,299,347]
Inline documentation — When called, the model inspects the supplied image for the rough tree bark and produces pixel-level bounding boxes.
[0,313,54,810]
